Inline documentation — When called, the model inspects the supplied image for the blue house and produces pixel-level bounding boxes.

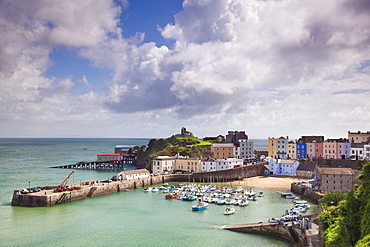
[296,139,307,159]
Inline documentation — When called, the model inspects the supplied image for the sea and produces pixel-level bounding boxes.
[0,138,317,247]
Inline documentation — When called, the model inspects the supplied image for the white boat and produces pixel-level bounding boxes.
[143,187,152,192]
[224,206,236,215]
[258,192,264,197]
[225,198,235,205]
[238,199,249,207]
[152,187,159,192]
[293,199,308,204]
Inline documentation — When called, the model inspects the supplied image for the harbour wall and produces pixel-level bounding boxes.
[290,183,322,203]
[11,164,265,207]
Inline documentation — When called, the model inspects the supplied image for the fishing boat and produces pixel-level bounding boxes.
[192,200,209,211]
[224,206,236,215]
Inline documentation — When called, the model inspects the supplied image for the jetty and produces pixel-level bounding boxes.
[50,160,129,170]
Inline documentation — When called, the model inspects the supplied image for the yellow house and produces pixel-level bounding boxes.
[175,157,201,173]
[348,131,370,143]
[210,143,235,159]
[286,141,296,159]
[268,136,288,158]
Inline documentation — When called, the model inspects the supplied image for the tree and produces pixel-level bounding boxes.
[319,191,346,206]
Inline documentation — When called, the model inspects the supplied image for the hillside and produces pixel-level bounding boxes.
[133,135,215,169]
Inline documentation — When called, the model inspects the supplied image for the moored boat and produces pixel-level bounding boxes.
[238,199,249,207]
[224,206,236,215]
[192,200,209,211]
[143,187,152,192]
[165,193,178,199]
[293,199,308,204]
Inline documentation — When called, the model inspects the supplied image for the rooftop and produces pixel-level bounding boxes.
[278,159,298,164]
[155,156,175,160]
[97,154,121,156]
[318,167,354,175]
[297,163,316,171]
[120,169,149,175]
[212,143,234,147]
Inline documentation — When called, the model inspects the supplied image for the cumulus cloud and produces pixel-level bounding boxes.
[0,0,125,134]
[0,0,369,138]
[107,0,370,118]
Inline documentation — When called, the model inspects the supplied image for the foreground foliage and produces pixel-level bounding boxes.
[319,162,370,246]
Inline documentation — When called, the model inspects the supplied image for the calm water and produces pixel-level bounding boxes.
[0,138,316,246]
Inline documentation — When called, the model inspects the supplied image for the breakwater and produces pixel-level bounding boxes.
[222,222,307,246]
[221,215,320,247]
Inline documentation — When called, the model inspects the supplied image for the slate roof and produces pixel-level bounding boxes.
[318,167,354,175]
[297,163,316,171]
[279,159,297,164]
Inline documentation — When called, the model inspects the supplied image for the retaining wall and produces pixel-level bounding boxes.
[290,183,322,203]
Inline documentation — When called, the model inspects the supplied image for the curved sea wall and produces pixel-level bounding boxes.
[222,222,308,247]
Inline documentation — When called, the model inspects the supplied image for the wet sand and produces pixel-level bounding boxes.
[230,176,309,191]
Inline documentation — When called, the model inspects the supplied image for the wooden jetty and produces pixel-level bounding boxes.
[51,160,129,170]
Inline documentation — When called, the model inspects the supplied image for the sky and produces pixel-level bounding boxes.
[0,0,369,140]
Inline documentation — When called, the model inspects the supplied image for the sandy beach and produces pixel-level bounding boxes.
[229,176,309,191]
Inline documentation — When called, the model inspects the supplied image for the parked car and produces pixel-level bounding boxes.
[31,187,41,192]
[111,176,122,181]
[20,189,29,194]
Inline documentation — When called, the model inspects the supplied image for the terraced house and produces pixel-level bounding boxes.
[210,143,235,159]
[268,136,289,159]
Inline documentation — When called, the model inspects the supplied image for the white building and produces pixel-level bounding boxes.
[268,159,300,176]
[118,169,150,180]
[235,139,254,159]
[216,158,243,171]
[350,145,366,160]
[365,144,370,159]
[151,156,176,174]
[200,158,217,172]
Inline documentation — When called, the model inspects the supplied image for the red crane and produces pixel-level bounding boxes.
[54,171,75,192]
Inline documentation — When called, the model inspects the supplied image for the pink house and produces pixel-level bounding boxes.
[315,142,323,158]
[306,142,316,159]
[323,141,337,159]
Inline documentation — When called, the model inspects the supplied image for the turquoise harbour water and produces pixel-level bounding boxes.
[0,138,317,247]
